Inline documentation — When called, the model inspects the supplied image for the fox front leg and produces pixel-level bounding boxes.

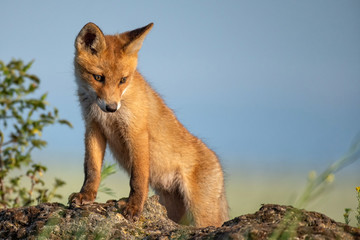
[122,131,150,220]
[69,121,106,205]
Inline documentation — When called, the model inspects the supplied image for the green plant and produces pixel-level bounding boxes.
[295,135,360,209]
[342,187,360,227]
[270,135,360,238]
[344,208,352,225]
[98,162,117,198]
[0,59,72,207]
[356,186,360,227]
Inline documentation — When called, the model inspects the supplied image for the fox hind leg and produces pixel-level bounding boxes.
[182,169,229,227]
[156,175,228,227]
[157,188,186,223]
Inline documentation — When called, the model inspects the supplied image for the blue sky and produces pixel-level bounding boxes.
[1,1,360,176]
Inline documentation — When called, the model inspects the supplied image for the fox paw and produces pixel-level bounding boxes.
[123,201,143,221]
[68,192,94,206]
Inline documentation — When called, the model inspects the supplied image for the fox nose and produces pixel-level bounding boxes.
[105,103,118,112]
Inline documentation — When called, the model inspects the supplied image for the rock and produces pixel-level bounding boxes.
[0,196,359,239]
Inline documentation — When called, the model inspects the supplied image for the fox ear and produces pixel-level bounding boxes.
[123,23,154,54]
[75,22,106,55]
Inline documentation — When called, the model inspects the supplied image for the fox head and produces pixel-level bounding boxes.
[74,22,153,113]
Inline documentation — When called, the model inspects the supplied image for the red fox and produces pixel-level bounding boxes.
[69,22,229,227]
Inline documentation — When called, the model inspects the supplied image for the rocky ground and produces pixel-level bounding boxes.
[0,195,359,239]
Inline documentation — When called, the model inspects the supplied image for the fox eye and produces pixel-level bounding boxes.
[120,77,127,84]
[93,74,105,82]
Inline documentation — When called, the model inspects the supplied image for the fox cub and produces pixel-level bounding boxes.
[69,22,229,227]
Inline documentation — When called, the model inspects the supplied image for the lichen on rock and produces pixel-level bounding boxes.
[0,196,359,239]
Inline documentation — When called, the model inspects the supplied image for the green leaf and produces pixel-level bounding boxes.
[98,186,116,198]
[32,163,47,172]
[101,163,117,181]
[54,178,66,187]
[31,139,47,148]
[22,60,34,72]
[58,119,73,128]
[40,93,48,101]
[28,74,40,84]
[98,163,117,198]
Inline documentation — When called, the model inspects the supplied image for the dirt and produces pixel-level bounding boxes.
[0,195,359,239]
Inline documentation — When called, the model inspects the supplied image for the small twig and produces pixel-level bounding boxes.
[0,147,5,203]
[24,174,36,206]
[2,140,15,147]
[0,130,6,202]
[0,116,14,120]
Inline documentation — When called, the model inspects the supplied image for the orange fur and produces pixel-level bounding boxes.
[69,22,229,227]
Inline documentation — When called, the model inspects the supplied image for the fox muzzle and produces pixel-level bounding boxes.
[96,97,120,113]
[105,103,118,112]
